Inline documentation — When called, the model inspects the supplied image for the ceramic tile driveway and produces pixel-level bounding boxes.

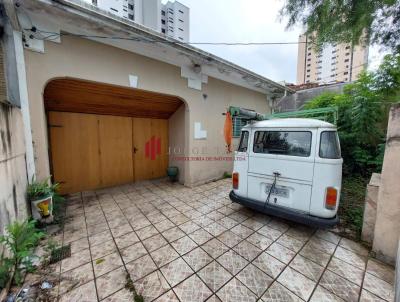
[56,179,395,302]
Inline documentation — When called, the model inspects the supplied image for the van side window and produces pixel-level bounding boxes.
[320,131,341,159]
[237,131,249,152]
[253,131,312,157]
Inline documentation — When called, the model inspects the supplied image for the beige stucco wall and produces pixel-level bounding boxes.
[24,36,269,186]
[373,104,400,264]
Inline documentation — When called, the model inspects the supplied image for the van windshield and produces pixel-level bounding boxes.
[253,131,312,157]
[319,131,341,159]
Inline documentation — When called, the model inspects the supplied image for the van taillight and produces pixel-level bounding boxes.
[325,187,337,209]
[232,173,239,189]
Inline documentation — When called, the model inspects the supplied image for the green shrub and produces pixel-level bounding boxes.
[0,220,45,286]
[27,177,59,201]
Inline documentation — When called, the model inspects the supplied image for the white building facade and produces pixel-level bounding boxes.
[161,1,189,42]
[83,0,189,42]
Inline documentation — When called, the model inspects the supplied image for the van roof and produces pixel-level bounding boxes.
[242,118,336,129]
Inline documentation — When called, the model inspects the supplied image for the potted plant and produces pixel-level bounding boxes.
[27,177,59,223]
[166,166,179,182]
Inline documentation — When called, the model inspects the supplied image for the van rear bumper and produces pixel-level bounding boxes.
[229,190,338,228]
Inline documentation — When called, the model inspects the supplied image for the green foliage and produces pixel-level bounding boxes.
[27,177,59,201]
[339,176,368,237]
[0,255,12,289]
[125,273,144,302]
[223,171,232,179]
[0,220,45,286]
[280,0,400,53]
[52,191,65,225]
[42,238,60,265]
[304,54,400,174]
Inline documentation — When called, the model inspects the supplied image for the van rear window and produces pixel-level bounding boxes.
[237,131,249,152]
[319,131,341,159]
[253,131,312,157]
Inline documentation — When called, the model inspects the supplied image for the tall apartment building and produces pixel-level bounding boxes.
[83,0,189,42]
[161,1,189,42]
[296,34,368,85]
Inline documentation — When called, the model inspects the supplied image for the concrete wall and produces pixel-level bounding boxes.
[0,35,29,236]
[0,102,29,234]
[361,173,381,244]
[373,104,400,264]
[23,35,269,187]
[276,82,346,112]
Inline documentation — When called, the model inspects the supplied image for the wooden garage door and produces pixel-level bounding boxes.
[49,111,168,194]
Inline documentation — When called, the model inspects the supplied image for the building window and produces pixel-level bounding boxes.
[306,75,310,78]
[162,28,165,33]
[179,9,184,13]
[344,59,350,62]
[178,37,183,40]
[162,19,165,24]
[128,14,134,20]
[344,71,349,75]
[306,69,310,72]
[161,10,165,16]
[178,28,183,31]
[110,7,118,12]
[307,52,311,56]
[307,64,311,67]
[128,4,133,10]
[345,52,350,56]
[345,45,350,49]
[179,19,184,22]
[307,58,311,61]
[233,117,247,137]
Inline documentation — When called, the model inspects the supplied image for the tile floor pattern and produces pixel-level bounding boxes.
[53,179,395,302]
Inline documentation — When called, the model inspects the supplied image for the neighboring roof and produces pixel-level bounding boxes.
[243,118,336,129]
[17,0,294,97]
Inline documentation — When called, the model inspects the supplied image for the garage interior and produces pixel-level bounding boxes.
[44,78,184,194]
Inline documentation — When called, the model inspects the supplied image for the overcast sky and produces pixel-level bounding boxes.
[162,0,385,84]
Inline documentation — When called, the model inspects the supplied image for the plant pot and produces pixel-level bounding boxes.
[31,194,53,223]
[166,166,179,182]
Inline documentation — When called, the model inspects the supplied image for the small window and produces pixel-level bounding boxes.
[319,131,341,159]
[253,131,312,157]
[161,10,165,16]
[110,7,118,12]
[128,14,134,20]
[233,117,247,137]
[161,28,166,33]
[344,59,350,62]
[162,19,166,24]
[128,4,133,10]
[237,131,249,152]
[179,9,184,13]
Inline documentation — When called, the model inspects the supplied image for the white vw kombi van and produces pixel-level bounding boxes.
[229,118,342,227]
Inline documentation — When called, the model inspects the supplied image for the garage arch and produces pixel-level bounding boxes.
[44,77,186,194]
